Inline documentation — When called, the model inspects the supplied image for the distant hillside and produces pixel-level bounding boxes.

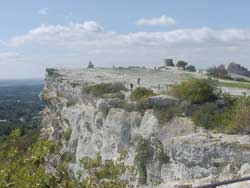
[0,79,44,87]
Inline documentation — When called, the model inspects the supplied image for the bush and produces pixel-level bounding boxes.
[176,60,188,69]
[192,103,222,130]
[131,87,155,107]
[64,128,72,141]
[84,82,126,97]
[46,68,61,77]
[228,96,250,134]
[134,138,152,185]
[153,106,182,124]
[169,79,218,104]
[186,65,196,72]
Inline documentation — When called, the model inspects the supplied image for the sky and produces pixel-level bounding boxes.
[1,0,250,78]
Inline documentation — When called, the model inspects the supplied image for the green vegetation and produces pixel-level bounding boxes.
[153,106,183,124]
[228,96,250,134]
[217,80,250,89]
[79,153,128,188]
[192,103,223,130]
[191,94,250,134]
[134,138,152,185]
[176,60,188,69]
[64,127,72,141]
[131,87,155,108]
[186,65,196,72]
[83,82,126,97]
[0,84,44,138]
[46,68,61,77]
[167,78,250,134]
[0,128,129,188]
[134,137,169,185]
[169,79,218,103]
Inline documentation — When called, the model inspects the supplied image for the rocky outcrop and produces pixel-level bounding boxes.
[41,68,250,188]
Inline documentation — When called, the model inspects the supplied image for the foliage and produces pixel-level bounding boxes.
[228,96,250,134]
[64,127,72,141]
[84,82,126,97]
[176,60,188,69]
[134,138,152,185]
[153,106,182,124]
[186,65,196,72]
[131,87,155,108]
[192,103,222,130]
[0,84,44,137]
[169,79,218,104]
[191,95,250,134]
[217,80,250,89]
[0,129,129,188]
[79,152,128,188]
[46,68,61,77]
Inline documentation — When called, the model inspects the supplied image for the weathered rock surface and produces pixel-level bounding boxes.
[41,68,250,188]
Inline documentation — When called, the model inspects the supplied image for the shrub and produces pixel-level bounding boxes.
[153,106,182,124]
[228,96,250,134]
[186,65,196,72]
[192,103,222,130]
[64,128,72,141]
[134,138,152,185]
[176,60,188,69]
[169,79,218,104]
[84,82,126,97]
[46,68,61,77]
[61,151,75,163]
[131,87,155,108]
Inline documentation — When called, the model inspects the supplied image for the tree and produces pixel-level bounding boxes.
[176,61,188,69]
[186,65,196,72]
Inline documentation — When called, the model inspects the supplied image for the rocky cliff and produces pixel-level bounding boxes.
[41,68,250,188]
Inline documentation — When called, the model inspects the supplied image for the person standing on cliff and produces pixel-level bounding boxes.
[130,83,134,91]
[137,78,141,85]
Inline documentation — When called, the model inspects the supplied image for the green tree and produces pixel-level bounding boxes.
[186,65,196,72]
[176,61,188,69]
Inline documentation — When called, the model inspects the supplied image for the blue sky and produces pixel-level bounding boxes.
[1,0,250,78]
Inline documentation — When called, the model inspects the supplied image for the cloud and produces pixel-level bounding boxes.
[8,21,105,46]
[136,15,176,26]
[8,23,250,48]
[0,52,21,63]
[38,8,49,16]
[4,21,250,73]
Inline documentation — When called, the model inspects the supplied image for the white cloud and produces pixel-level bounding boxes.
[8,23,250,48]
[4,21,250,76]
[38,8,49,16]
[0,52,21,63]
[8,21,106,46]
[136,15,176,26]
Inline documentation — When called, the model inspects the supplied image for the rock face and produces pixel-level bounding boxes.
[41,68,250,188]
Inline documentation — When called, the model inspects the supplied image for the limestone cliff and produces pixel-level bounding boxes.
[41,68,250,188]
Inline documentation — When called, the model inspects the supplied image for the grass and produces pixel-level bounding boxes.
[217,80,250,89]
